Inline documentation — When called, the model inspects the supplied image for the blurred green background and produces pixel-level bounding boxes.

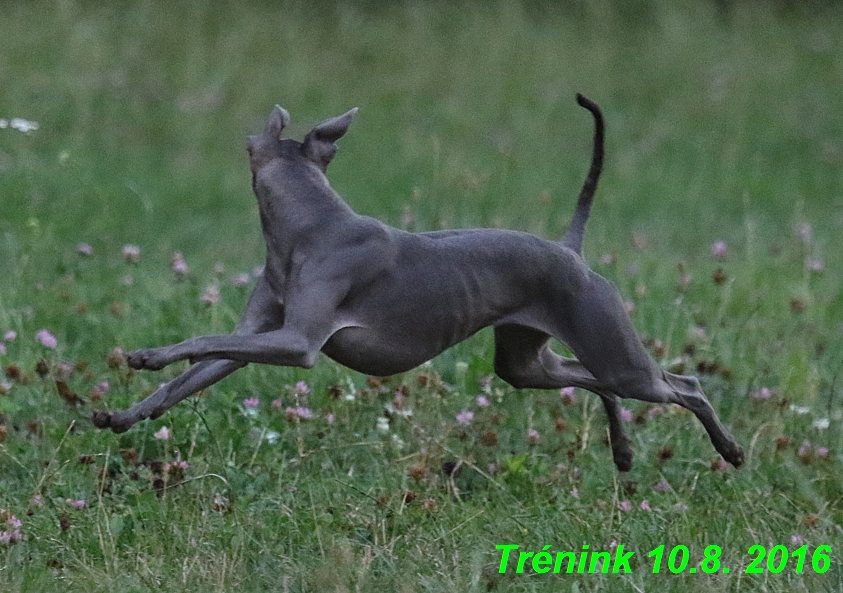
[2,1,841,260]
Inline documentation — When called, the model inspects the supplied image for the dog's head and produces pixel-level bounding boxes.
[247,106,358,176]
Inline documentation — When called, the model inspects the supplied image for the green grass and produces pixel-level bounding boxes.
[2,1,843,591]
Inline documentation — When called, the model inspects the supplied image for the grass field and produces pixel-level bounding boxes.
[2,1,843,591]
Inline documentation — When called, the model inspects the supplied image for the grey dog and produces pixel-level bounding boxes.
[93,95,744,472]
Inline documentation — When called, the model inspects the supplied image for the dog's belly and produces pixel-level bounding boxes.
[321,326,447,376]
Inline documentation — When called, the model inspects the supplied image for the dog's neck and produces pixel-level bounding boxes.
[254,153,357,271]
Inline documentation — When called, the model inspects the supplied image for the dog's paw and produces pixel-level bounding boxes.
[611,443,634,473]
[91,410,114,429]
[92,410,136,433]
[614,451,634,473]
[714,438,745,468]
[724,443,745,468]
[127,348,169,371]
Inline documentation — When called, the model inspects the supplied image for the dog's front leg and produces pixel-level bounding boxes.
[94,275,287,432]
[128,278,347,370]
[92,359,245,432]
[128,328,324,370]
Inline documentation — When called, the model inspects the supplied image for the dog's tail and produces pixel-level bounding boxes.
[561,93,604,255]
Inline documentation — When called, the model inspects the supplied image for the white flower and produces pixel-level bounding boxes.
[200,285,221,305]
[153,426,171,440]
[455,361,468,378]
[122,244,141,263]
[789,405,811,415]
[796,223,812,245]
[171,252,190,277]
[813,418,830,430]
[7,118,39,133]
[710,240,728,260]
[384,402,413,418]
[391,433,405,449]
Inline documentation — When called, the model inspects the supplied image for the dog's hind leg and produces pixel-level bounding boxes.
[554,272,744,467]
[592,392,634,472]
[659,371,744,466]
[493,324,634,471]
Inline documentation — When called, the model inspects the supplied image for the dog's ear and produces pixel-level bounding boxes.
[265,105,291,140]
[302,108,358,170]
